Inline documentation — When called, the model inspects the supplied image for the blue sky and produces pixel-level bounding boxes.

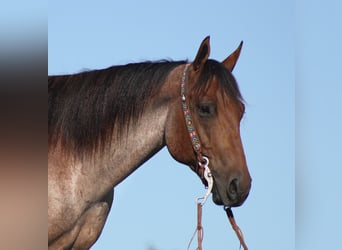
[296,1,342,249]
[49,1,341,249]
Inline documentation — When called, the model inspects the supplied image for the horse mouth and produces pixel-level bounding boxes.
[212,192,223,205]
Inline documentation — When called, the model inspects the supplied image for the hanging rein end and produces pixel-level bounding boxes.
[224,206,249,250]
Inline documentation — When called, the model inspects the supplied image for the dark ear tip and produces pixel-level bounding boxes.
[201,36,210,47]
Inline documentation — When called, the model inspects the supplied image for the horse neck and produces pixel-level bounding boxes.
[104,104,169,185]
[84,65,183,190]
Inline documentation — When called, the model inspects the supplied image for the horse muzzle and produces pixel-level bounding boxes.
[212,174,252,207]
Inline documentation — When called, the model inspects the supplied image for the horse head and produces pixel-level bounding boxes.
[165,37,251,207]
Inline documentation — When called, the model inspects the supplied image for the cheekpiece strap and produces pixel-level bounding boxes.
[181,64,204,163]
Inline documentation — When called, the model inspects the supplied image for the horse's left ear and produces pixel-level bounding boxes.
[192,36,211,71]
[222,41,243,72]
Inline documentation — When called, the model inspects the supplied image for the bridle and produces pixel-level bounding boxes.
[181,63,213,250]
[181,64,248,250]
[180,64,213,201]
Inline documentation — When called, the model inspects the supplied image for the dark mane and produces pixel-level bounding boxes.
[48,60,186,157]
[193,59,243,103]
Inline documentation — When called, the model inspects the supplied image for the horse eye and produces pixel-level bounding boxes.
[198,103,214,117]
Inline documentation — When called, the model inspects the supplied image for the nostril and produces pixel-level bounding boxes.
[226,176,251,206]
[228,178,239,199]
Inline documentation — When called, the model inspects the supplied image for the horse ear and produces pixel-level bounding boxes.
[222,41,243,72]
[192,36,211,71]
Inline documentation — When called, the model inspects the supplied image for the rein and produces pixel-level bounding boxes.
[181,64,248,250]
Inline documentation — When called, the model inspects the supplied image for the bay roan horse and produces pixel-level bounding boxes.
[48,36,252,249]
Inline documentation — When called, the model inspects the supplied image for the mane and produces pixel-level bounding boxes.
[48,60,186,158]
[48,59,242,159]
[192,59,243,103]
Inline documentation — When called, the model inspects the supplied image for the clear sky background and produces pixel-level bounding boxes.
[49,1,341,250]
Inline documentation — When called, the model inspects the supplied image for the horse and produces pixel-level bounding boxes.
[48,36,252,249]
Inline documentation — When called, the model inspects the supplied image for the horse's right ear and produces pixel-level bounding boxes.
[192,36,210,71]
